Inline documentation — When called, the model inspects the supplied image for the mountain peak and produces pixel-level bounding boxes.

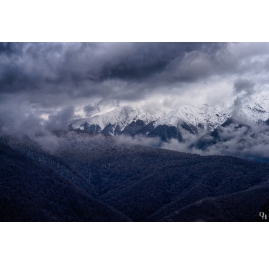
[154,104,229,131]
[70,105,166,131]
[70,95,269,135]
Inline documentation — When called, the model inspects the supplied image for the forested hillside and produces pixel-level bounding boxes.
[1,133,269,221]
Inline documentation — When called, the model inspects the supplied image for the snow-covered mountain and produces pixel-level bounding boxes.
[70,104,230,133]
[238,95,269,124]
[154,104,230,131]
[69,95,269,143]
[70,105,166,131]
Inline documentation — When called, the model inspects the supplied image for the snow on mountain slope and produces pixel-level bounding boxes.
[239,95,269,123]
[69,94,269,134]
[70,106,166,131]
[200,104,231,130]
[154,104,230,131]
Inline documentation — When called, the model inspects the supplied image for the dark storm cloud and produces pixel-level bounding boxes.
[97,43,224,81]
[0,42,24,55]
[1,42,269,134]
[83,103,101,116]
[233,78,255,95]
[0,42,231,107]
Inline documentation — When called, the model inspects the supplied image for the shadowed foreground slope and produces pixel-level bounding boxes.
[1,134,269,221]
[0,142,129,221]
[55,135,269,221]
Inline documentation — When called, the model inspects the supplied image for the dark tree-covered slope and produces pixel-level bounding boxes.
[159,184,269,222]
[0,142,130,221]
[97,149,269,221]
[54,136,269,222]
[1,133,269,222]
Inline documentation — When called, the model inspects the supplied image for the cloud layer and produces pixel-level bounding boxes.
[1,42,269,144]
[1,43,230,105]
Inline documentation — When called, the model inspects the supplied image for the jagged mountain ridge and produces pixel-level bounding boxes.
[68,95,269,144]
[237,95,269,123]
[154,104,230,131]
[71,106,167,132]
[70,104,230,135]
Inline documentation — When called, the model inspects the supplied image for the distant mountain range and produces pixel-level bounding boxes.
[70,104,230,134]
[68,95,269,149]
[69,104,231,144]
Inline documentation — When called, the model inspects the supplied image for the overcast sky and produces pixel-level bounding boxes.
[1,42,269,126]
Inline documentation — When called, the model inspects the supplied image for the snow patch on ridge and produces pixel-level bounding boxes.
[154,104,230,131]
[239,95,269,123]
[70,106,166,131]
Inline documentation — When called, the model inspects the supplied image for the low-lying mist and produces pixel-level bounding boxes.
[1,95,269,163]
